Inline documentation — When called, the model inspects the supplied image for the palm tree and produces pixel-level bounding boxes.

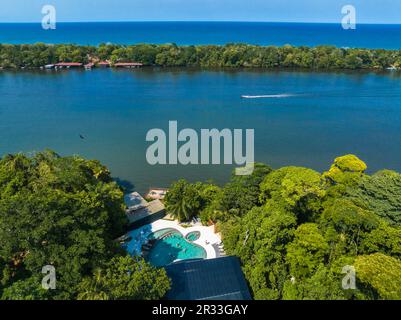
[165,180,200,222]
[77,269,109,300]
[167,196,194,222]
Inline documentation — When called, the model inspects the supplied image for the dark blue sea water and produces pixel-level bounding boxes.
[1,68,401,193]
[0,22,401,49]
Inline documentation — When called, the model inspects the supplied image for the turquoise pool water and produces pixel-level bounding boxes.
[146,229,206,267]
[185,231,201,242]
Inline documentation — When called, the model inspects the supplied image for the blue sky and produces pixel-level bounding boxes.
[0,0,400,24]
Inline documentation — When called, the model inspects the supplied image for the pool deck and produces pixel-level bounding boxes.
[150,220,221,259]
[126,219,222,260]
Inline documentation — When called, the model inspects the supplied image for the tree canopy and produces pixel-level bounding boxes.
[2,150,401,300]
[0,151,169,300]
[354,253,401,300]
[346,170,401,225]
[77,256,170,300]
[179,154,401,300]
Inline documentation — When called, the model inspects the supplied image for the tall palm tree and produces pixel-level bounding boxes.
[165,180,200,222]
[167,197,194,222]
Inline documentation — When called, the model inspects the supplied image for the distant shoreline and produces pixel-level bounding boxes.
[3,21,401,25]
[0,43,400,71]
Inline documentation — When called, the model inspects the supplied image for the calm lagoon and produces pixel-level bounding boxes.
[1,68,401,192]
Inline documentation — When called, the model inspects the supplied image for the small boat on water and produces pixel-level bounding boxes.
[241,94,292,99]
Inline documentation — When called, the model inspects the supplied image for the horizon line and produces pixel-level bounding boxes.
[0,20,400,25]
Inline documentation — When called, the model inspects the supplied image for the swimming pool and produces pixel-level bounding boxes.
[146,228,206,267]
[185,231,201,242]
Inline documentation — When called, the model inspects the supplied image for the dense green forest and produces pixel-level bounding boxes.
[0,151,170,300]
[1,43,401,70]
[1,150,401,300]
[165,155,401,300]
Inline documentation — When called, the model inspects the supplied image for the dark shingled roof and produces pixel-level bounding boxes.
[164,256,252,300]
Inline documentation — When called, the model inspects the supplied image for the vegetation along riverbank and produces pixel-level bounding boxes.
[0,43,401,70]
[1,151,400,299]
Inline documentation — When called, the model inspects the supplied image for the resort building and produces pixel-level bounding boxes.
[98,61,111,67]
[165,257,252,300]
[120,191,252,300]
[42,61,144,70]
[124,191,148,209]
[124,192,166,229]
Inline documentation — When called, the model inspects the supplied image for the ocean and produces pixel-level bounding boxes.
[0,21,400,49]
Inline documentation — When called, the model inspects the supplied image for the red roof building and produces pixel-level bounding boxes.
[98,61,111,67]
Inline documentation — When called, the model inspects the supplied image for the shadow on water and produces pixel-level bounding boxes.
[113,177,135,193]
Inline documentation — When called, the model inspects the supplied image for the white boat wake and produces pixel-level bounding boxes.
[241,94,295,99]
